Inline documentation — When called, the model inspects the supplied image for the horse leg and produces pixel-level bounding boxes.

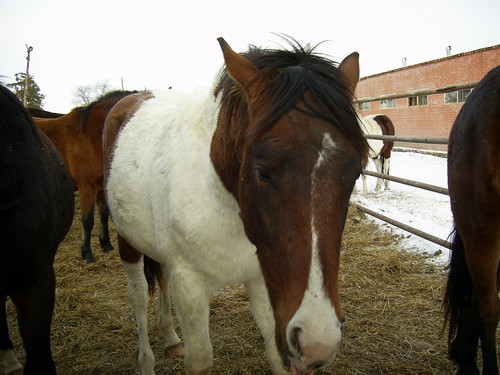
[10,266,56,375]
[383,157,390,190]
[479,308,500,375]
[374,157,383,191]
[0,295,23,375]
[96,190,114,253]
[361,173,369,195]
[119,236,155,375]
[79,187,96,263]
[245,279,288,375]
[158,264,183,357]
[446,231,481,374]
[449,301,480,375]
[476,292,500,375]
[171,270,212,375]
[466,239,500,375]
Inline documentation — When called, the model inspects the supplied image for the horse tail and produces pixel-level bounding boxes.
[442,228,472,342]
[143,255,162,296]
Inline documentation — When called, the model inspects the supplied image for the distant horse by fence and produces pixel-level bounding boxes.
[0,85,74,374]
[359,114,395,194]
[444,66,500,375]
[34,90,137,262]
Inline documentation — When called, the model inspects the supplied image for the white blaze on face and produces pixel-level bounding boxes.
[286,133,343,370]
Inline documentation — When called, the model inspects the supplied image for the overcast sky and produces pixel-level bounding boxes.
[1,0,499,112]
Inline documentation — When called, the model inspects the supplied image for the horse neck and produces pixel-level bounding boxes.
[209,99,249,198]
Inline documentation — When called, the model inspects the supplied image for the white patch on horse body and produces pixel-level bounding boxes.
[107,87,262,288]
[286,133,342,368]
[359,115,383,159]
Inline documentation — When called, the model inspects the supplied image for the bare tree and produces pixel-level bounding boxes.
[72,80,114,106]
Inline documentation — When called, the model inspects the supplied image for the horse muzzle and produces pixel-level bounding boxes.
[281,318,344,374]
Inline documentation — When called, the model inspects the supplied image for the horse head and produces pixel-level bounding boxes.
[212,38,368,373]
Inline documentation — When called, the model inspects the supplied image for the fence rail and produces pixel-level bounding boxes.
[354,81,479,103]
[354,203,452,249]
[365,134,448,145]
[362,170,449,195]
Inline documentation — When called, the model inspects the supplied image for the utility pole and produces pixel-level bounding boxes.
[23,45,33,106]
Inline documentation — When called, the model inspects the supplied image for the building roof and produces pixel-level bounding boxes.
[360,45,500,81]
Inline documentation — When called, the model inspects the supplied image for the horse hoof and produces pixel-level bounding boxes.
[84,253,96,263]
[165,342,184,357]
[102,242,115,253]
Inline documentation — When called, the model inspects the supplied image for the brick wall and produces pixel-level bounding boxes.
[355,45,500,151]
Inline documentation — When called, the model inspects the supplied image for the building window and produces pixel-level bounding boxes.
[445,88,472,104]
[408,95,428,106]
[357,102,370,110]
[380,99,395,108]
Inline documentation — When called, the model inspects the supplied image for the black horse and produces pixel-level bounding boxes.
[0,85,74,375]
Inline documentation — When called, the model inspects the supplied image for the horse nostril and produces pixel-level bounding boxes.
[308,360,327,370]
[290,326,303,354]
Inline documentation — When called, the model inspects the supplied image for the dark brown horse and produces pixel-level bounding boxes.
[103,37,368,375]
[1,85,74,374]
[34,90,136,262]
[444,66,500,375]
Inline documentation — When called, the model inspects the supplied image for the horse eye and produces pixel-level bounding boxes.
[256,167,272,184]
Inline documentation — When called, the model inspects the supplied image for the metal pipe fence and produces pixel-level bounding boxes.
[356,133,452,249]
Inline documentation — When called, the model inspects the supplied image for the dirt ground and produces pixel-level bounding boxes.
[4,199,469,375]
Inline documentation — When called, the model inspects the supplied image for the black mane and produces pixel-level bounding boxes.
[214,39,368,158]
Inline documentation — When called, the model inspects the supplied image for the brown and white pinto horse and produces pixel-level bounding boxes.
[34,91,136,262]
[359,114,395,194]
[444,66,500,375]
[104,38,368,375]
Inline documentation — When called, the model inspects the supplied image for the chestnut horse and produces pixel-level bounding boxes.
[359,114,395,194]
[0,85,74,374]
[104,38,368,375]
[34,90,136,262]
[444,66,500,375]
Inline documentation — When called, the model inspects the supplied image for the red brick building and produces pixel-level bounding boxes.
[355,45,500,151]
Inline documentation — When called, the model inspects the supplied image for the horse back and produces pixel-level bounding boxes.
[28,107,64,118]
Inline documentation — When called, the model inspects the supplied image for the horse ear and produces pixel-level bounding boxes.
[218,37,259,92]
[338,52,360,97]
